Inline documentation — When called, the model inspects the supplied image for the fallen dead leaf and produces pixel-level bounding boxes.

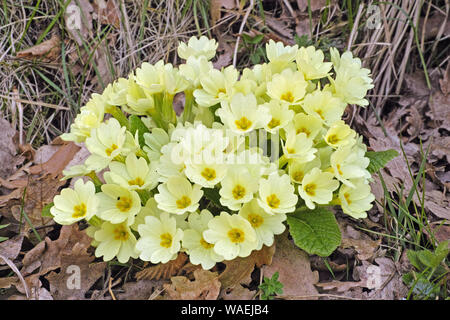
[21,224,92,277]
[296,0,327,12]
[92,0,120,28]
[219,244,275,291]
[0,276,18,290]
[28,141,81,176]
[315,280,365,293]
[262,232,319,299]
[352,257,408,299]
[219,284,255,300]
[45,249,106,300]
[0,235,24,265]
[164,269,221,300]
[341,238,381,261]
[65,0,94,46]
[439,61,450,96]
[116,280,164,300]
[0,118,18,180]
[210,0,237,26]
[16,34,61,62]
[136,252,188,281]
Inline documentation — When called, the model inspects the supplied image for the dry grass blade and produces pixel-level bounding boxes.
[0,253,29,299]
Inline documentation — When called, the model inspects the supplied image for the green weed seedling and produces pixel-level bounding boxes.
[403,241,449,300]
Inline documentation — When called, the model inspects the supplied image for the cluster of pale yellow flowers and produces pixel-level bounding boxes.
[51,36,375,268]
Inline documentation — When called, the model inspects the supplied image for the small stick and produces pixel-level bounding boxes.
[233,0,255,67]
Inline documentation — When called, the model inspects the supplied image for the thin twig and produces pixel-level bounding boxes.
[108,277,117,300]
[233,0,254,67]
[0,94,70,110]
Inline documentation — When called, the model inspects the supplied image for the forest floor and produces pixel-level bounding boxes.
[0,0,449,300]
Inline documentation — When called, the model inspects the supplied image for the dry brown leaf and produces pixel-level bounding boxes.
[315,280,366,293]
[439,61,450,96]
[341,238,381,261]
[91,41,115,91]
[16,34,61,61]
[136,252,188,281]
[0,276,18,289]
[65,0,94,46]
[164,269,221,300]
[9,174,65,239]
[0,119,17,180]
[310,256,347,272]
[262,233,319,299]
[425,224,450,248]
[219,244,275,290]
[46,252,106,300]
[428,90,450,130]
[0,235,24,265]
[92,0,120,28]
[219,284,255,300]
[352,257,408,299]
[210,0,237,26]
[296,0,327,12]
[116,280,164,300]
[420,190,450,220]
[265,14,294,42]
[28,141,81,176]
[21,224,92,277]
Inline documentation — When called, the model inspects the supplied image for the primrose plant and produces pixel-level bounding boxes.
[49,36,394,269]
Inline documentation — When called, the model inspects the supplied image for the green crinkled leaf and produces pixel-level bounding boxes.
[365,149,399,174]
[129,115,150,147]
[41,202,54,218]
[286,207,341,257]
[202,187,223,209]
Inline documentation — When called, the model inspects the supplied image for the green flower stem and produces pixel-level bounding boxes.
[108,106,130,130]
[162,92,177,126]
[88,216,103,227]
[181,90,194,123]
[152,93,169,131]
[86,171,103,188]
[278,155,288,169]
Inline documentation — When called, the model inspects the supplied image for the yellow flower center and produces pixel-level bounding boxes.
[116,196,132,212]
[266,194,280,209]
[304,183,316,196]
[201,168,216,181]
[232,184,246,200]
[316,109,325,120]
[247,213,264,228]
[200,237,214,249]
[160,233,173,248]
[128,177,145,187]
[268,118,280,129]
[105,144,118,156]
[336,164,343,176]
[227,228,245,243]
[72,203,87,218]
[327,134,339,145]
[113,225,130,241]
[215,88,226,98]
[344,192,351,205]
[293,170,304,183]
[176,196,191,209]
[235,117,252,131]
[296,127,311,136]
[281,91,294,103]
[287,148,296,154]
